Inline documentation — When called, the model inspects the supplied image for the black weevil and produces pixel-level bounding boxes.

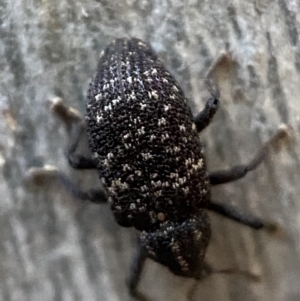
[37,38,288,299]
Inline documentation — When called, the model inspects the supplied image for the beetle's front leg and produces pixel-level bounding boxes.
[193,73,220,132]
[193,96,219,132]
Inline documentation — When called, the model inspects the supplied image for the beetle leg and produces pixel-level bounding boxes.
[198,261,260,281]
[209,126,289,185]
[193,96,219,132]
[66,120,96,169]
[50,97,82,129]
[56,171,107,203]
[206,201,263,229]
[187,261,260,301]
[25,166,107,204]
[206,201,277,232]
[50,97,96,170]
[128,243,148,300]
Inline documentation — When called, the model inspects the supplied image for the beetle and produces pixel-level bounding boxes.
[48,37,287,299]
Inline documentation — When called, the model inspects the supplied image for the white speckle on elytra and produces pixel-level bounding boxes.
[107,152,114,160]
[112,98,120,105]
[129,203,136,210]
[179,125,186,132]
[185,158,192,165]
[95,94,102,101]
[129,92,136,100]
[137,127,145,135]
[172,85,179,92]
[154,190,162,197]
[194,230,202,240]
[103,83,110,91]
[192,159,204,171]
[111,178,129,190]
[150,180,162,188]
[151,90,159,99]
[140,103,147,110]
[172,183,180,189]
[96,114,103,123]
[141,185,148,192]
[123,164,131,171]
[164,104,171,111]
[165,147,173,154]
[161,134,167,142]
[104,104,112,111]
[123,133,130,140]
[158,117,166,126]
[178,177,187,185]
[135,170,142,176]
[182,187,190,195]
[150,134,156,141]
[141,153,152,160]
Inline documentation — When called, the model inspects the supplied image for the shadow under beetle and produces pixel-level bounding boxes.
[49,38,288,299]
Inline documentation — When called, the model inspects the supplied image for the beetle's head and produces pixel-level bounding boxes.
[140,211,211,278]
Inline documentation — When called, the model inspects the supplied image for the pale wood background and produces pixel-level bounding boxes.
[0,1,300,301]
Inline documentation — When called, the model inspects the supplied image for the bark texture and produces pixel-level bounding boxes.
[0,1,300,301]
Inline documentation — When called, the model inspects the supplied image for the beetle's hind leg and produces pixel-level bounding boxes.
[187,262,260,301]
[50,97,96,170]
[209,126,289,186]
[198,262,260,281]
[127,242,149,301]
[205,200,278,233]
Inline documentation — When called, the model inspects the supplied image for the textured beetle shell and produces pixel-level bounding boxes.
[86,38,210,231]
[140,212,211,277]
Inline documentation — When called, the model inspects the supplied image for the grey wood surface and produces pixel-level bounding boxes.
[0,1,299,301]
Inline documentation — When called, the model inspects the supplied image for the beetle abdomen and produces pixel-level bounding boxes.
[86,38,209,230]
